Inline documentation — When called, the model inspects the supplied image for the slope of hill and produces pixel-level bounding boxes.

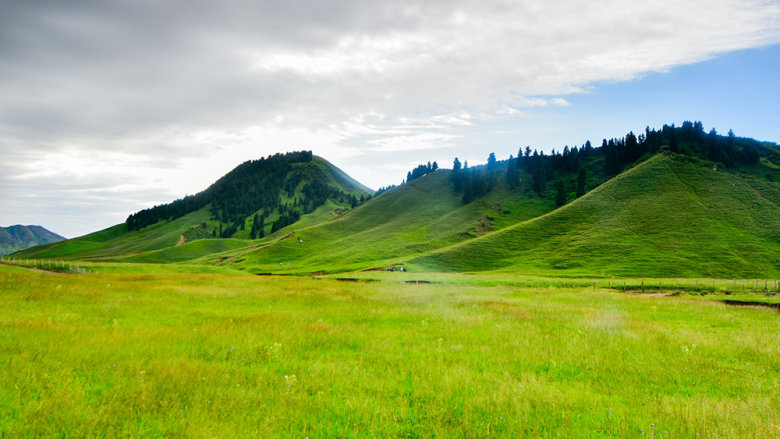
[0,225,65,256]
[194,166,561,274]
[14,153,372,261]
[14,122,780,278]
[409,153,780,277]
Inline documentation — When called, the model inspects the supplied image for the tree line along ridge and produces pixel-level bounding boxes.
[125,121,777,239]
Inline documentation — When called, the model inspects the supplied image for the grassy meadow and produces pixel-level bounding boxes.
[1,264,779,437]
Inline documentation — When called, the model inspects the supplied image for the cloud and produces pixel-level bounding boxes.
[1,0,779,236]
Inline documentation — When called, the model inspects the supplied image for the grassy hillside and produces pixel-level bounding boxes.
[15,124,779,278]
[14,208,222,260]
[14,156,372,261]
[411,154,780,277]
[200,168,558,274]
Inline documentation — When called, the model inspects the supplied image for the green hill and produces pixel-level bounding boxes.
[198,124,779,277]
[14,153,372,261]
[410,153,780,277]
[14,122,780,278]
[194,163,565,274]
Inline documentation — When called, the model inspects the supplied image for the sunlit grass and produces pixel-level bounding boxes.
[1,265,778,437]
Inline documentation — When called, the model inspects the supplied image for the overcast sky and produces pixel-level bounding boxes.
[2,0,780,238]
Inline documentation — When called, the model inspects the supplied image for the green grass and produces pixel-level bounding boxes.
[115,238,252,263]
[1,264,778,437]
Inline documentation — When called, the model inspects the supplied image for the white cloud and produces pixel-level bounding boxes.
[367,132,460,153]
[1,0,779,236]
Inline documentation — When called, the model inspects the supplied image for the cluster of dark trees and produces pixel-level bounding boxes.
[603,122,762,176]
[450,153,501,203]
[405,161,438,183]
[127,151,314,231]
[445,121,770,206]
[249,213,265,239]
[270,210,301,234]
[374,184,396,196]
[126,150,367,238]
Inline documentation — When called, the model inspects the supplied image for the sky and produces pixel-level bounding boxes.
[2,0,780,238]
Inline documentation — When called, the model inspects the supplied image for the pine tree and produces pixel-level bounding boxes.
[555,180,566,206]
[451,157,463,191]
[487,152,497,170]
[506,157,519,188]
[576,168,587,198]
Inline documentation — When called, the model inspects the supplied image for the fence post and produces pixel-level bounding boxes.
[642,280,645,293]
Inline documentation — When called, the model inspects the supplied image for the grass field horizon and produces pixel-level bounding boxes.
[1,264,778,437]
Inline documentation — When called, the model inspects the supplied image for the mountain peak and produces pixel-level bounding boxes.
[1,225,65,256]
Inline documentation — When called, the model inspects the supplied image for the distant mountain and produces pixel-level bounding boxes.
[0,225,65,256]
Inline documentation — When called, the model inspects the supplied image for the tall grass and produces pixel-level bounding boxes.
[1,265,778,437]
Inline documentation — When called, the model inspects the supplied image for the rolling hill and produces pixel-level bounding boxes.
[0,225,65,256]
[409,153,780,277]
[13,122,780,278]
[13,153,372,261]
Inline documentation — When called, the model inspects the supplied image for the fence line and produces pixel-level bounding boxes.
[0,256,93,274]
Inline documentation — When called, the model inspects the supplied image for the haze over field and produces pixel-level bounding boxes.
[1,1,780,237]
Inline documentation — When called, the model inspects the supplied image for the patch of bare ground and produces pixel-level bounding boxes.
[624,291,681,298]
[475,216,493,234]
[721,300,780,312]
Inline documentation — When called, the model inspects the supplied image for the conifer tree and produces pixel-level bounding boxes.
[452,157,461,172]
[576,168,587,197]
[555,180,566,206]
